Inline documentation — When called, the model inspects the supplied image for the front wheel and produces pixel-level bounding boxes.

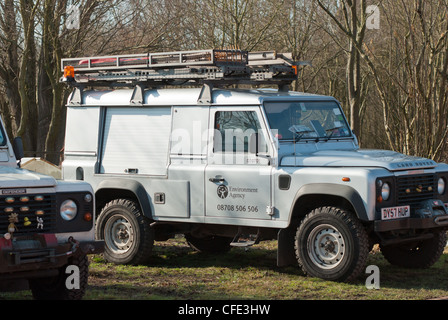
[295,206,369,282]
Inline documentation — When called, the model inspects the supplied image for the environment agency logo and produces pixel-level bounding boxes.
[217,185,228,199]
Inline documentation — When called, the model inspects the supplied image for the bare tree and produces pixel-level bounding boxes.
[39,0,122,164]
[178,0,285,51]
[2,0,448,164]
[0,0,39,150]
[0,0,132,164]
[377,0,448,160]
[314,0,372,141]
[0,0,21,137]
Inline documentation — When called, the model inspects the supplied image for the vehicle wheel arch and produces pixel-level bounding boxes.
[95,179,152,219]
[288,183,368,225]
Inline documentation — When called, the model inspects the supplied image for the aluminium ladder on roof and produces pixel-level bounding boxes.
[60,49,303,87]
[61,49,249,71]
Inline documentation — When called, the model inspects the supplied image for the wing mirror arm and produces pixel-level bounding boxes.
[249,133,259,155]
[249,133,271,164]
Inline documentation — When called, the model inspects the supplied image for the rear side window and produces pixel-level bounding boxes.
[0,124,6,146]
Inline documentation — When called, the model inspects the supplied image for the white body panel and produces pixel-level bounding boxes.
[100,107,171,176]
[62,87,448,229]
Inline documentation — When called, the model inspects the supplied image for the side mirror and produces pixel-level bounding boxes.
[12,137,24,161]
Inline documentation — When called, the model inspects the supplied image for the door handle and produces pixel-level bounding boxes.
[209,176,225,183]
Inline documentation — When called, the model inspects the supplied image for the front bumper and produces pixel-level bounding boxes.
[374,199,448,232]
[0,234,104,276]
[374,214,448,232]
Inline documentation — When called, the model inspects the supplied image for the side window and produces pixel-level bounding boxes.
[0,126,6,146]
[213,111,267,153]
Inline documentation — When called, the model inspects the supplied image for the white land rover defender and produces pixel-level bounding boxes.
[0,119,103,299]
[61,49,448,282]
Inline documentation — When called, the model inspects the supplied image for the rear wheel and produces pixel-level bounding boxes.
[96,199,154,265]
[295,206,369,282]
[381,231,447,268]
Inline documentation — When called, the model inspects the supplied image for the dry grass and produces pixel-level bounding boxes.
[84,237,448,300]
[2,236,448,300]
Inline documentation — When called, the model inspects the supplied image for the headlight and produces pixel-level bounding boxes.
[381,182,391,201]
[438,178,446,195]
[60,199,78,221]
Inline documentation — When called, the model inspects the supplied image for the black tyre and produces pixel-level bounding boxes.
[295,206,369,282]
[381,231,447,269]
[185,234,232,253]
[96,199,154,265]
[29,254,89,300]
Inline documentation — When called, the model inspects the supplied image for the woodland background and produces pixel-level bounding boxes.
[1,0,448,165]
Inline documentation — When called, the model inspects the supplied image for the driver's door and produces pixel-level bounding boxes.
[205,107,273,221]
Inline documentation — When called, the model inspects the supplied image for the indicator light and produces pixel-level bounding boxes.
[83,212,93,222]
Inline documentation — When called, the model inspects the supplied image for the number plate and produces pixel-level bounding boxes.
[381,205,410,220]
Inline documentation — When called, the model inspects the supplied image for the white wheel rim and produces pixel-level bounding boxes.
[104,214,135,254]
[307,224,346,270]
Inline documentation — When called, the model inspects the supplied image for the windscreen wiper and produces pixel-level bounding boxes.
[288,125,315,142]
[324,124,344,141]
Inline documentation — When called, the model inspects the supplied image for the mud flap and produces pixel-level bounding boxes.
[277,228,297,267]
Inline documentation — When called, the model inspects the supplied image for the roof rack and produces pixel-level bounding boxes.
[60,49,305,88]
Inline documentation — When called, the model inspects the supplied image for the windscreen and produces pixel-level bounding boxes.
[264,101,352,141]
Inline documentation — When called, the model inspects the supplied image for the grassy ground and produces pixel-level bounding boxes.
[2,236,448,300]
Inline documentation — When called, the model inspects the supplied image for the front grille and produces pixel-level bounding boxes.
[396,174,436,207]
[0,194,56,236]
